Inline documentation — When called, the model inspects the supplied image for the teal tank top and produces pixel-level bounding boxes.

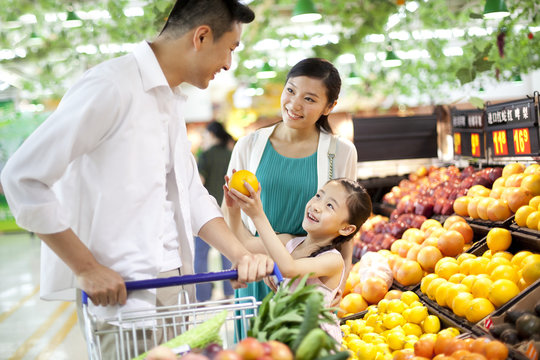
[256,140,318,235]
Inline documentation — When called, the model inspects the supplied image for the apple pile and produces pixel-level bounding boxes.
[383,165,502,218]
[354,213,428,257]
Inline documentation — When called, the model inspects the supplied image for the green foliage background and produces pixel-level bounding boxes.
[0,0,539,102]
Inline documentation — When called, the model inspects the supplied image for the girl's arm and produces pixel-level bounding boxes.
[228,184,343,282]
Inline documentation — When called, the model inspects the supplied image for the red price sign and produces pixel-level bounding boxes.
[471,133,481,157]
[513,128,531,155]
[454,132,462,155]
[492,130,509,156]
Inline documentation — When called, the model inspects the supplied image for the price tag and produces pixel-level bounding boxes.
[492,130,509,156]
[454,132,462,155]
[513,128,532,155]
[471,133,481,157]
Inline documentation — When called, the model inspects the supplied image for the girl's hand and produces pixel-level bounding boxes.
[223,173,238,210]
[228,181,264,219]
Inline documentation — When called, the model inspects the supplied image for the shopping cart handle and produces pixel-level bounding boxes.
[81,263,283,305]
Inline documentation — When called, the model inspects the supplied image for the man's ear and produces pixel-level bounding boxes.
[193,25,212,50]
[339,224,356,237]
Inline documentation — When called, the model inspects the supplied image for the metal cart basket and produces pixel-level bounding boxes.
[81,266,283,360]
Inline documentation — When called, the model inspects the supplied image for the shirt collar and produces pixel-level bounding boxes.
[132,40,171,92]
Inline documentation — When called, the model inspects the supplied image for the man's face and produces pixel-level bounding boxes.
[191,22,242,89]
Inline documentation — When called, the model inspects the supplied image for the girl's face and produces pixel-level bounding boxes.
[302,181,355,239]
[280,76,336,130]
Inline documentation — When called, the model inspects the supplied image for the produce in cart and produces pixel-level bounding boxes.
[248,274,348,360]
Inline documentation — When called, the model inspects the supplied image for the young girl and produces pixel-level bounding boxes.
[224,177,372,341]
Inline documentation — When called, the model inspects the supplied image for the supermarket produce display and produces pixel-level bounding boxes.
[340,161,540,360]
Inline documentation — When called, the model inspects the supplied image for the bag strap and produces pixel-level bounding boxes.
[328,135,337,180]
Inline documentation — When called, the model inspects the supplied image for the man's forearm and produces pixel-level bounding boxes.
[38,228,100,276]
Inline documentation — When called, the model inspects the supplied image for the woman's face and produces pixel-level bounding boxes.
[280,76,335,130]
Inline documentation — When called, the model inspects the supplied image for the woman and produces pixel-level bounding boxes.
[223,58,358,322]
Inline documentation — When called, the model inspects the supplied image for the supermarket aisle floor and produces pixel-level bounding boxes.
[0,232,88,360]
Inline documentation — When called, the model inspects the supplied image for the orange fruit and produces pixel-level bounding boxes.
[457,253,476,264]
[448,273,466,284]
[486,228,511,252]
[488,279,520,307]
[522,254,540,268]
[417,245,443,272]
[445,283,469,309]
[437,230,465,257]
[525,163,540,175]
[490,251,513,262]
[228,170,259,196]
[340,292,368,314]
[515,205,536,227]
[435,281,453,307]
[511,250,533,267]
[522,260,540,285]
[421,219,443,232]
[460,275,477,291]
[452,292,474,317]
[530,195,540,209]
[490,264,519,283]
[526,211,540,229]
[465,298,495,323]
[486,257,511,275]
[449,222,474,244]
[444,215,467,229]
[427,278,447,301]
[502,162,525,177]
[471,277,493,298]
[420,273,439,294]
[521,173,540,196]
[436,261,460,280]
[484,340,508,360]
[469,257,489,275]
[453,196,471,217]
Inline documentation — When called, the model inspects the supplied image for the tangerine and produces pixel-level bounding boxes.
[484,340,508,360]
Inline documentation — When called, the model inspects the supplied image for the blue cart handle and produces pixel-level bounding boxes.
[82,263,283,305]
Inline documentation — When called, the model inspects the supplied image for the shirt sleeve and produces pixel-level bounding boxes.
[186,151,223,234]
[0,73,121,234]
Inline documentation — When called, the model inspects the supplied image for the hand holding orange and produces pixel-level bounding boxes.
[228,170,259,196]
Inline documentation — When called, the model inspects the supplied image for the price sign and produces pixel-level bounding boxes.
[451,108,485,159]
[454,132,462,155]
[471,133,481,157]
[513,128,532,155]
[492,130,509,156]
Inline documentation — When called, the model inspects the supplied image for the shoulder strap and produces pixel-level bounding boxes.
[328,135,337,180]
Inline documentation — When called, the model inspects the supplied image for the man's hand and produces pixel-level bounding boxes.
[231,253,274,289]
[77,263,127,306]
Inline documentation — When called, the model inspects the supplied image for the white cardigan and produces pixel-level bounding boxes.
[227,124,358,234]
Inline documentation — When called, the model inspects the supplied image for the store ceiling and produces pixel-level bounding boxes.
[0,0,539,108]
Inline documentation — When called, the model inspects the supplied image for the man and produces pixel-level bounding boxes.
[1,0,271,324]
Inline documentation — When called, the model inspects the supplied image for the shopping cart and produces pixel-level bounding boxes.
[81,265,283,360]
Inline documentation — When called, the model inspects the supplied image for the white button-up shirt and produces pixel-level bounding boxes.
[0,41,222,316]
